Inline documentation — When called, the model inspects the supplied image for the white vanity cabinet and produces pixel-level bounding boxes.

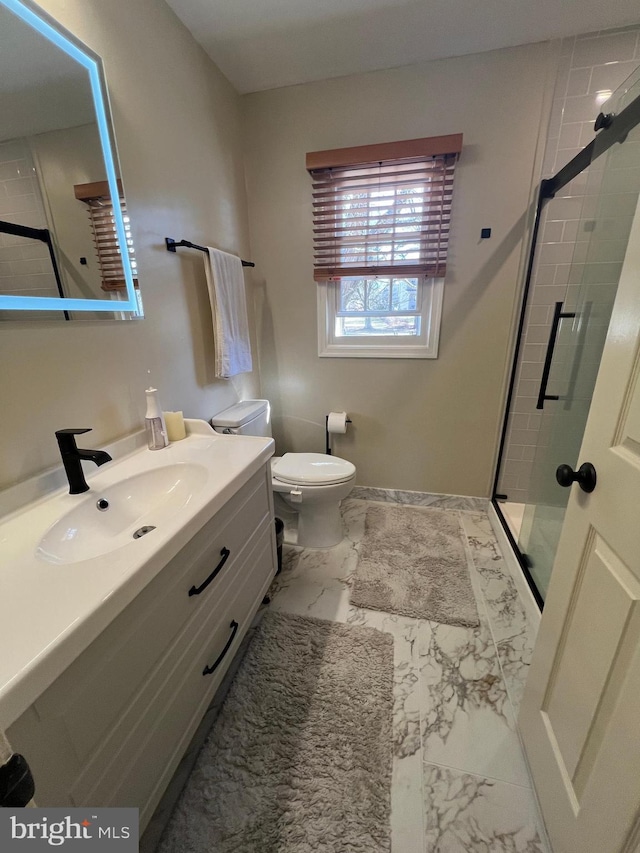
[6,464,277,829]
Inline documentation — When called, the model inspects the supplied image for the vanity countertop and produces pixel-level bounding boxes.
[0,423,274,728]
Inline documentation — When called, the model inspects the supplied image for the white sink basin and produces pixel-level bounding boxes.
[0,422,275,730]
[37,463,209,564]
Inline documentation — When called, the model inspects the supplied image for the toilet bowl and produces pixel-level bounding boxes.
[210,401,355,548]
[271,453,356,548]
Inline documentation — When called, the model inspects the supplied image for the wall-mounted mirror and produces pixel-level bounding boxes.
[0,0,142,319]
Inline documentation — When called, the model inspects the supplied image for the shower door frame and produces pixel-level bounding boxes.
[491,91,640,611]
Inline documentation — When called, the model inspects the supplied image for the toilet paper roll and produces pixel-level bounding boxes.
[327,411,349,434]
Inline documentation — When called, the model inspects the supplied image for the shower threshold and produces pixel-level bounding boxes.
[500,501,525,539]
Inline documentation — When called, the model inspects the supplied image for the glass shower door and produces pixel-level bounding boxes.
[517,71,640,600]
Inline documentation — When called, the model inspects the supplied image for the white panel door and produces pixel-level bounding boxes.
[519,192,640,853]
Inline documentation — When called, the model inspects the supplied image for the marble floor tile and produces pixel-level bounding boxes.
[460,512,513,588]
[292,537,357,585]
[418,621,531,788]
[422,763,545,852]
[267,545,301,599]
[346,609,424,853]
[481,574,531,644]
[496,629,536,716]
[340,495,370,541]
[265,496,543,849]
[460,511,536,716]
[269,576,353,621]
[392,749,425,853]
[344,609,421,756]
[344,610,426,851]
[391,672,424,848]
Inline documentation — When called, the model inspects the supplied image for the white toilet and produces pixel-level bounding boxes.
[210,400,356,548]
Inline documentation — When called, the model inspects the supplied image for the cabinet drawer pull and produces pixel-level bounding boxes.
[188,547,230,597]
[203,620,238,676]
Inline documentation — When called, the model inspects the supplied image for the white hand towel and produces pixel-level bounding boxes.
[204,248,253,378]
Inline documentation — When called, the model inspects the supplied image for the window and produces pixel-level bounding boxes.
[307,135,461,358]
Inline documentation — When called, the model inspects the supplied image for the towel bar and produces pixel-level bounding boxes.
[165,237,254,267]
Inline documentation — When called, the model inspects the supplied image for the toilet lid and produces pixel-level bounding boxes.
[272,453,355,486]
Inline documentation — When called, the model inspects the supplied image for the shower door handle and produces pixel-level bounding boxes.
[536,301,576,410]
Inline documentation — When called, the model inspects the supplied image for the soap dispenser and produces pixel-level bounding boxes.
[145,387,169,450]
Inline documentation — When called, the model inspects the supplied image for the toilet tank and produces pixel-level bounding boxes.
[210,399,272,437]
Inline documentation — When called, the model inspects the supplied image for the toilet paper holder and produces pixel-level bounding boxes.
[325,413,352,455]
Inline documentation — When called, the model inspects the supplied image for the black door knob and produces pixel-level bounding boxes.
[555,462,597,493]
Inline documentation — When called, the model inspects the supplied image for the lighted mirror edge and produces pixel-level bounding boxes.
[0,294,138,311]
[0,0,140,315]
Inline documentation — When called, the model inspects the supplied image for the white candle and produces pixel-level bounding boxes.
[163,411,186,441]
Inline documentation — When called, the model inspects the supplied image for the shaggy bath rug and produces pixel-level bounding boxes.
[350,504,480,627]
[158,611,394,853]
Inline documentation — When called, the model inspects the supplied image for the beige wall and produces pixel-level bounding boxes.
[0,0,260,491]
[242,43,555,496]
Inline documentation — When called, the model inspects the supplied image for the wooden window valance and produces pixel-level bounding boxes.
[306,134,462,281]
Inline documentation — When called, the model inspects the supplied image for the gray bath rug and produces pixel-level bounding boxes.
[158,611,394,853]
[351,504,480,627]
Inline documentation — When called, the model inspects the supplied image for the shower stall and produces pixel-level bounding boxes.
[493,64,640,608]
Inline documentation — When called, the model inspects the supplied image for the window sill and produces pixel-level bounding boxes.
[319,342,437,359]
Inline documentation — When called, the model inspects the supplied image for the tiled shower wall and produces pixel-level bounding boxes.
[498,26,640,505]
[0,138,60,298]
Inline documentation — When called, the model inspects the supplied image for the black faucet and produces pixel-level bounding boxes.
[55,428,112,494]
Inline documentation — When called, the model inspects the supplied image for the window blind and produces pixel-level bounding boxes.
[74,181,137,292]
[306,134,462,282]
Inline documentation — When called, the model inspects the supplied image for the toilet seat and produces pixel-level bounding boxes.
[272,453,355,486]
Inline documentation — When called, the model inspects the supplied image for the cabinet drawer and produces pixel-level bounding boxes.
[73,528,275,821]
[33,468,272,762]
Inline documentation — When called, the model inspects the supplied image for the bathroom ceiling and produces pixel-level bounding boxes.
[165,0,640,93]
